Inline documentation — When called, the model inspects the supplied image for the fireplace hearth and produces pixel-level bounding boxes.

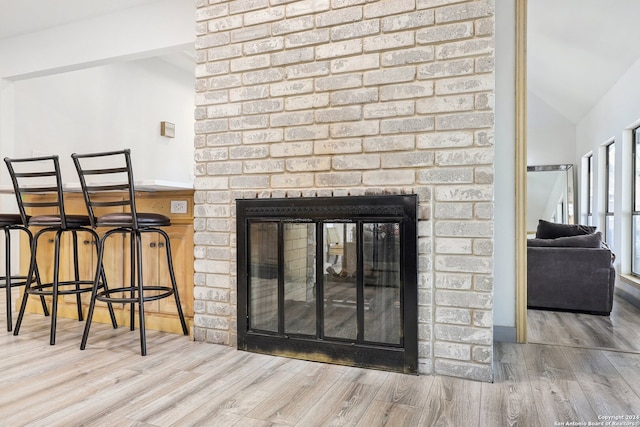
[236,195,418,373]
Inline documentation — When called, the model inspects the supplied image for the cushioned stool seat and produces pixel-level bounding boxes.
[0,214,25,226]
[97,212,171,227]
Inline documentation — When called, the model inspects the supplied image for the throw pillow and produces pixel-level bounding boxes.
[527,232,602,248]
[535,219,596,239]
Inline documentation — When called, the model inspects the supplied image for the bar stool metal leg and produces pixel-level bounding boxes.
[135,230,147,356]
[71,230,84,322]
[13,227,46,336]
[2,226,49,332]
[159,229,188,336]
[50,230,63,345]
[129,232,136,332]
[4,228,11,331]
[80,229,119,351]
[4,228,11,330]
[14,226,117,344]
[81,227,188,355]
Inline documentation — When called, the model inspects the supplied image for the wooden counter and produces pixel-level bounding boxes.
[20,189,194,335]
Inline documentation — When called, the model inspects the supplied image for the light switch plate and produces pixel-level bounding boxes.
[170,200,188,214]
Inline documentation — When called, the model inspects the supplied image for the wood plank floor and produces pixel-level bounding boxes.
[528,293,640,352]
[2,291,640,426]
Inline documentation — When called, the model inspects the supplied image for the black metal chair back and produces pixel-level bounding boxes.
[71,149,139,229]
[4,155,69,228]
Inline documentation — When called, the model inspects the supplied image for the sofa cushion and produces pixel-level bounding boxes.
[535,219,596,239]
[601,240,617,262]
[527,232,602,248]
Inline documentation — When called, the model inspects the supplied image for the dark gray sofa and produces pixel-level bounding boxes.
[527,220,616,315]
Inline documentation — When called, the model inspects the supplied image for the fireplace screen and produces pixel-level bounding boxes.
[237,195,417,373]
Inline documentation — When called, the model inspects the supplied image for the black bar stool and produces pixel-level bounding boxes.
[4,155,116,344]
[72,149,188,355]
[0,214,49,331]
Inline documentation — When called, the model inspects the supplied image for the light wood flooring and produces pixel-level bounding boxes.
[528,293,640,352]
[2,291,640,426]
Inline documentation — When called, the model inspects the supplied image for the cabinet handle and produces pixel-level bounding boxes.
[150,242,156,248]
[158,242,165,248]
[84,240,91,245]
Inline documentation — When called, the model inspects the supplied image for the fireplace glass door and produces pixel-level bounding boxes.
[237,196,417,373]
[323,222,401,345]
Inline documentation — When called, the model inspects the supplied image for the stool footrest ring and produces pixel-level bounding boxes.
[27,280,96,296]
[95,286,174,304]
[0,275,30,289]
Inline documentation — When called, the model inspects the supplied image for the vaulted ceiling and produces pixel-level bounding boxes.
[528,0,640,123]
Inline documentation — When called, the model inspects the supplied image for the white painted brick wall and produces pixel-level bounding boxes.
[194,0,495,382]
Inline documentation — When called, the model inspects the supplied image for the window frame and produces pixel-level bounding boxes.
[632,129,640,276]
[605,141,615,246]
[586,153,594,226]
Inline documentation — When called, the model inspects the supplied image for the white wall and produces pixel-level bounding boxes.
[576,54,640,301]
[526,92,577,235]
[0,0,195,187]
[11,58,195,183]
[0,80,18,208]
[527,171,568,229]
[0,79,15,164]
[494,0,517,333]
[527,91,576,166]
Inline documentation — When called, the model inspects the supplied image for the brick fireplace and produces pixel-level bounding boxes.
[193,0,495,381]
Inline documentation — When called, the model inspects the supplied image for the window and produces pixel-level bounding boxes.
[586,154,594,226]
[632,129,640,275]
[605,142,615,246]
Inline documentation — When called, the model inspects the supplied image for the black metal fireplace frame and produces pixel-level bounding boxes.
[236,195,418,374]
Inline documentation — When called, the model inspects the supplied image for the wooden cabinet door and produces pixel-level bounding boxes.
[138,231,161,313]
[135,227,193,315]
[158,224,193,317]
